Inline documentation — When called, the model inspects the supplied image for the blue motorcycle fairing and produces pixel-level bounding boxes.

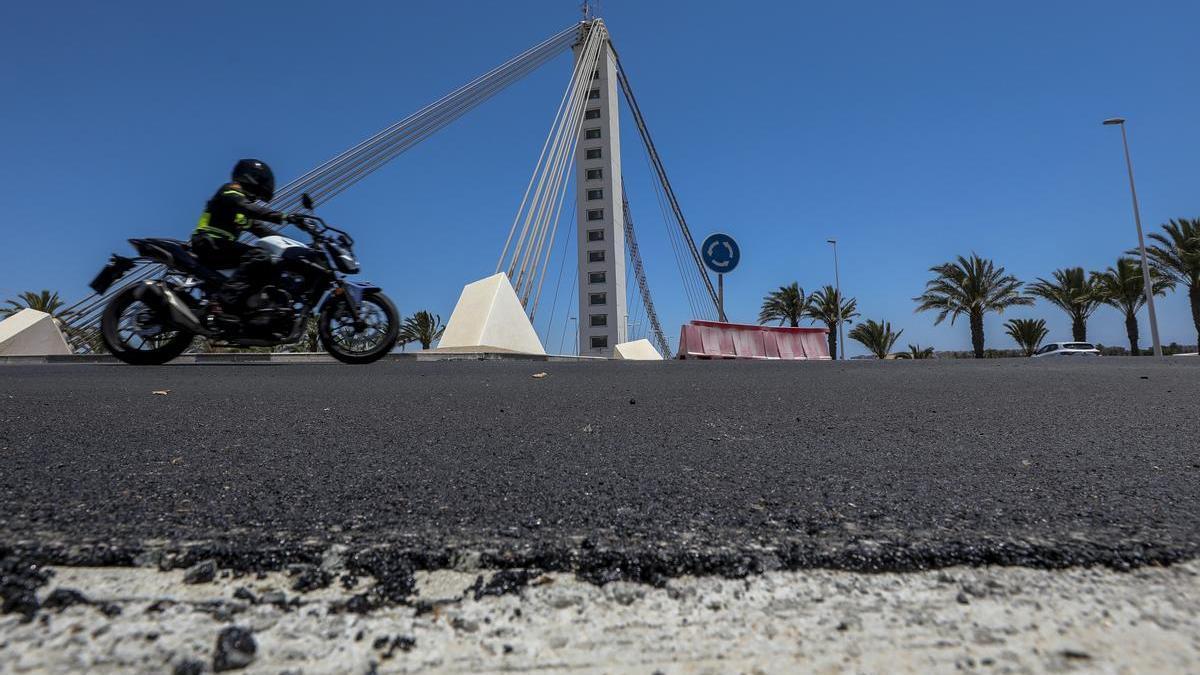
[322,280,381,315]
[343,280,381,307]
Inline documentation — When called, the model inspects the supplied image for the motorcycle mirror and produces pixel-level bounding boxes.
[301,193,314,210]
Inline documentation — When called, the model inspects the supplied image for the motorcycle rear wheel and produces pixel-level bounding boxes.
[101,285,195,365]
[318,292,400,365]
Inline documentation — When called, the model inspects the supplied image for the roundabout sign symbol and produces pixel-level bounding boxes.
[701,232,740,275]
[700,232,739,322]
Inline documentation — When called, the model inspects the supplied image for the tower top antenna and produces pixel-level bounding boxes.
[581,0,598,20]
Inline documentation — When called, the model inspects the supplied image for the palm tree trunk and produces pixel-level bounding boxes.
[1125,312,1140,356]
[826,322,837,360]
[1071,315,1086,342]
[1190,285,1200,350]
[970,309,985,358]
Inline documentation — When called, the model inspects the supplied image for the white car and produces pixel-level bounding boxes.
[1031,341,1101,358]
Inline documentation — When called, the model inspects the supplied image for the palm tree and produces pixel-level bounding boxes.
[914,253,1033,359]
[804,285,859,359]
[1141,218,1200,347]
[897,344,935,359]
[849,319,903,359]
[1004,318,1049,357]
[758,282,805,327]
[2,290,72,321]
[1027,268,1101,342]
[1091,257,1173,356]
[400,310,445,350]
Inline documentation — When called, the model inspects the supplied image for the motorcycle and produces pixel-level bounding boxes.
[89,193,400,365]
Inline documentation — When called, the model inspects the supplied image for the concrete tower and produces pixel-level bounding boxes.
[574,28,626,356]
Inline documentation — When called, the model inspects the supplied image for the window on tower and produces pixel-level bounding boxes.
[588,250,606,263]
[589,88,600,99]
[587,189,603,201]
[589,271,606,284]
[590,314,607,327]
[585,108,601,120]
[586,208,604,221]
[589,292,607,306]
[586,168,603,180]
[587,228,604,242]
[584,128,601,140]
[590,335,608,349]
[585,148,602,160]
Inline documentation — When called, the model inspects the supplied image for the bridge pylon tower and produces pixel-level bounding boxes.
[573,20,626,356]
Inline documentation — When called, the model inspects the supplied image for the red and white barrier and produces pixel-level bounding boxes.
[676,320,830,360]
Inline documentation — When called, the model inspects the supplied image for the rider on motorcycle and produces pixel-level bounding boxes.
[191,159,304,313]
[94,163,400,365]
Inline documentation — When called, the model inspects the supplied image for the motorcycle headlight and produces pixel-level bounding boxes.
[328,243,360,274]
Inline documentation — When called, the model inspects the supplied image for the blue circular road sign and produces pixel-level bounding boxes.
[701,232,740,274]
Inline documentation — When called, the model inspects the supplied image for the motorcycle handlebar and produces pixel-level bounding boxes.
[287,213,353,246]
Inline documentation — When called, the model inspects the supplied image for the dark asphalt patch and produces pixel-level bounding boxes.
[1,358,1198,588]
[0,554,52,621]
[469,569,538,599]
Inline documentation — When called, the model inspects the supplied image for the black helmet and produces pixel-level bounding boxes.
[231,158,275,202]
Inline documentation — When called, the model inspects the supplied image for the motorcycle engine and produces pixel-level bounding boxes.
[277,271,310,296]
[245,286,292,312]
[244,286,295,336]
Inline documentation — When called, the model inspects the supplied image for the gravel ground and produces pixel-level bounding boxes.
[1,561,1197,673]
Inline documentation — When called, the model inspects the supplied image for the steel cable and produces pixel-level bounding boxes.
[526,33,603,311]
[508,25,603,293]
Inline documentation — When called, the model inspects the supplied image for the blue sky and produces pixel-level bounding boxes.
[2,1,1198,354]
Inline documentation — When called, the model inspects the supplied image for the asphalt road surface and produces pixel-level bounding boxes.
[2,358,1198,577]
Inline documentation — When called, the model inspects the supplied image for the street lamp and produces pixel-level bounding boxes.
[1103,117,1162,357]
[827,238,844,360]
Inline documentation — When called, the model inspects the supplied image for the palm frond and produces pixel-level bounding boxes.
[848,319,903,359]
[758,282,805,327]
[400,310,445,350]
[1003,318,1048,356]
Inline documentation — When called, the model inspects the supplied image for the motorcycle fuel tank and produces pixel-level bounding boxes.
[256,235,309,260]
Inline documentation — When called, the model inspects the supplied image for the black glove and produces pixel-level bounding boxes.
[286,213,312,231]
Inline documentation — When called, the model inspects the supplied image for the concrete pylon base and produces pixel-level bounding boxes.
[612,339,663,360]
[436,273,546,355]
[0,309,73,356]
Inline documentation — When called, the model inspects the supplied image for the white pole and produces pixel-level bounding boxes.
[1104,118,1162,357]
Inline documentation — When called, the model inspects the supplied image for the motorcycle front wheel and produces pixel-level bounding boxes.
[100,285,195,365]
[318,292,400,365]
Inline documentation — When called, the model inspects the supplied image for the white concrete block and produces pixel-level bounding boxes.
[436,273,546,355]
[0,309,72,356]
[612,339,662,361]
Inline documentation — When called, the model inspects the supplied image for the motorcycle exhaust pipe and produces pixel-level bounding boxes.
[132,281,211,336]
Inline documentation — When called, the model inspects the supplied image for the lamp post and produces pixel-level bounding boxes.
[626,318,641,341]
[1103,118,1162,357]
[827,238,844,360]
